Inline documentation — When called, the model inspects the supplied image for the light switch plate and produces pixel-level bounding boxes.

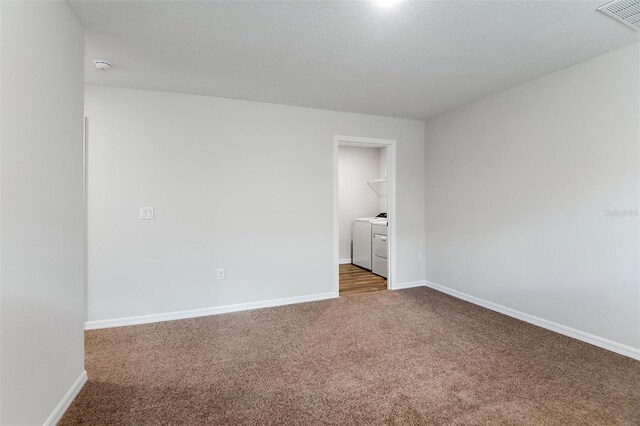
[140,207,154,220]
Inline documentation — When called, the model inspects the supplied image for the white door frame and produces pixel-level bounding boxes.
[333,135,397,297]
[83,117,89,322]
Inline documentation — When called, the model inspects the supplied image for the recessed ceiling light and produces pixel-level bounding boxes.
[374,0,404,8]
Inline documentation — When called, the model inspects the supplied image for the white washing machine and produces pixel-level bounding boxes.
[352,214,387,270]
[352,217,377,269]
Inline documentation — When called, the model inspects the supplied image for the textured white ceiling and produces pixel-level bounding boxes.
[69,0,639,119]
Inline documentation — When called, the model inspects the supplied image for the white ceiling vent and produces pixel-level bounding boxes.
[598,0,640,31]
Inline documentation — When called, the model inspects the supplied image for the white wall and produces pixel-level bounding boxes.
[0,2,86,424]
[425,43,640,352]
[85,85,425,322]
[338,146,386,260]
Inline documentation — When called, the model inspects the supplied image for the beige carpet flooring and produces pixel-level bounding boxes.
[61,288,639,425]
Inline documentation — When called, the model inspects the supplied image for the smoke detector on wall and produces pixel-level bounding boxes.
[94,60,112,71]
[598,0,640,31]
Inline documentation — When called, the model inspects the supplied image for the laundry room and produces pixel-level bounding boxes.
[338,143,390,295]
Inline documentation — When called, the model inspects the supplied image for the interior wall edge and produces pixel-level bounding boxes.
[0,1,86,424]
[43,370,88,426]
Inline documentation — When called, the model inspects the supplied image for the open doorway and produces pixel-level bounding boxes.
[334,136,395,296]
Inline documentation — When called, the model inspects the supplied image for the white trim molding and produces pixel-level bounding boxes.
[424,280,640,361]
[391,280,426,290]
[338,258,352,265]
[44,370,87,426]
[86,291,336,330]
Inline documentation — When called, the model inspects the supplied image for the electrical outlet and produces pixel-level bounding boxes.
[217,268,225,280]
[417,251,423,261]
[139,207,154,220]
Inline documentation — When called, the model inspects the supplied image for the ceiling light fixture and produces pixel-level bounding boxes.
[374,0,404,8]
[94,60,112,71]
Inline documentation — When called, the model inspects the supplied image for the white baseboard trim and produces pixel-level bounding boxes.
[44,370,87,426]
[85,291,337,330]
[338,258,352,265]
[391,280,426,290]
[424,280,640,361]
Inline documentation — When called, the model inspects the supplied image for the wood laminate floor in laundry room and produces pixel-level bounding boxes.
[339,263,387,295]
